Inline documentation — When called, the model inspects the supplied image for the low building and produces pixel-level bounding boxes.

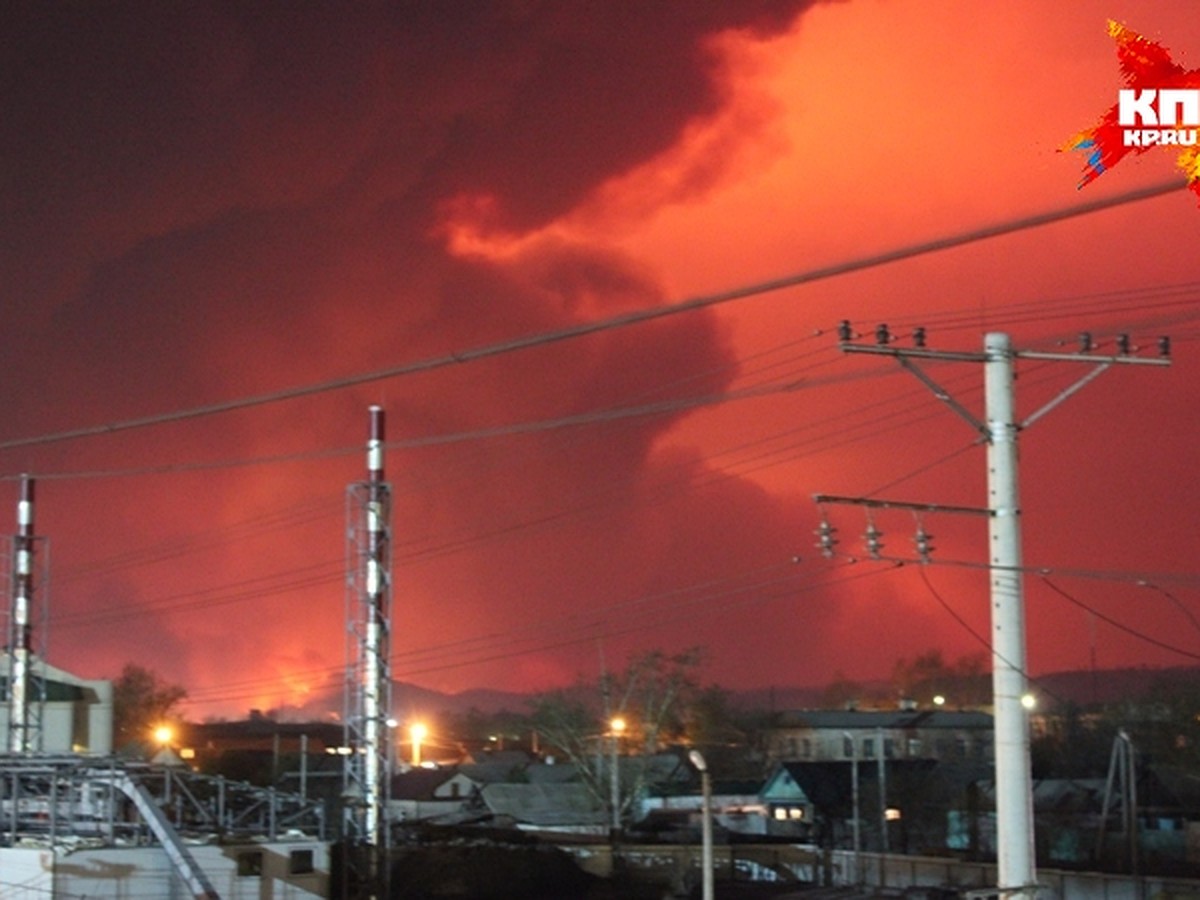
[0,754,328,898]
[768,707,993,765]
[391,766,482,823]
[0,653,113,755]
[478,782,609,836]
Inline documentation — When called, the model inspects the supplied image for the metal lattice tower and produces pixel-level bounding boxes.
[7,475,47,754]
[343,406,392,895]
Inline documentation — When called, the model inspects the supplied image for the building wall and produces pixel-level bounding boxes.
[0,689,113,755]
[1,840,328,899]
[0,656,113,755]
[770,723,992,764]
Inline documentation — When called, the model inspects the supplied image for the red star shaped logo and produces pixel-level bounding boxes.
[1063,21,1200,204]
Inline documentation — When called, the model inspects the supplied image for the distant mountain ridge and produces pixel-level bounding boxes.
[392,666,1199,717]
[258,665,1198,723]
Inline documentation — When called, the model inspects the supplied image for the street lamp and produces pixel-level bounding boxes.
[843,731,860,885]
[410,722,428,767]
[609,717,626,834]
[688,749,714,900]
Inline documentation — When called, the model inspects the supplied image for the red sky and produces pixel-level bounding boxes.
[2,0,1199,723]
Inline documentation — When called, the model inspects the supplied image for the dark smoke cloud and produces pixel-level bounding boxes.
[0,1,837,712]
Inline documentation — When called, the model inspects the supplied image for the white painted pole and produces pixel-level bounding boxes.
[9,476,34,754]
[689,749,713,900]
[984,333,1036,898]
[360,405,388,854]
[845,731,860,885]
[877,726,888,855]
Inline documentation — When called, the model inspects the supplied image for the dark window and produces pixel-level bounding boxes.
[289,849,314,875]
[237,851,264,877]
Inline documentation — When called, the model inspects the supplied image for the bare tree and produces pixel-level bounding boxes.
[112,663,187,751]
[530,648,703,825]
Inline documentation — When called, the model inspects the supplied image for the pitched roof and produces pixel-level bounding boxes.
[774,709,992,730]
[391,767,463,801]
[479,782,606,827]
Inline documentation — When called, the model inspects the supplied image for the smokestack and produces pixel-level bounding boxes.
[368,405,385,485]
[360,407,392,860]
[9,475,35,753]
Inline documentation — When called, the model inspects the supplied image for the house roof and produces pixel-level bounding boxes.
[391,767,463,801]
[459,760,531,784]
[479,782,606,827]
[182,718,344,743]
[774,709,993,730]
[764,760,938,817]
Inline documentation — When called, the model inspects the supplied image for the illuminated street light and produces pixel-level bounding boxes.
[1021,693,1037,711]
[609,717,627,834]
[153,724,173,747]
[410,722,428,767]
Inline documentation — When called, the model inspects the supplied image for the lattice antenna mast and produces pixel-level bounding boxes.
[344,407,392,891]
[8,475,44,754]
[818,324,1170,900]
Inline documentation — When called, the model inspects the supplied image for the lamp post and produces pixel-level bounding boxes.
[609,717,626,834]
[410,722,428,768]
[843,731,860,885]
[688,750,714,900]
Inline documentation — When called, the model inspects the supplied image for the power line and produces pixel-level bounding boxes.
[916,565,1068,708]
[182,559,889,708]
[1039,576,1200,663]
[0,178,1184,453]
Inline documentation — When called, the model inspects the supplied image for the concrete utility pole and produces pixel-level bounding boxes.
[688,750,714,900]
[817,326,1170,900]
[876,726,888,856]
[843,731,861,884]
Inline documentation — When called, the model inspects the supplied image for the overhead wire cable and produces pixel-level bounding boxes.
[181,558,875,706]
[1039,576,1200,662]
[0,178,1184,453]
[915,565,1068,707]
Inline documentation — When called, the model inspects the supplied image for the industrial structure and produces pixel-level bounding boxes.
[342,405,394,897]
[7,475,45,755]
[0,469,332,898]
